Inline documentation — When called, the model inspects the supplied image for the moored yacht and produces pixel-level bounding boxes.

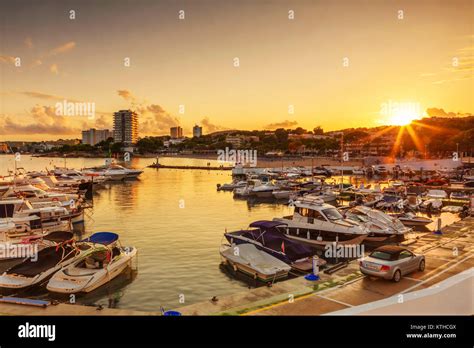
[273,197,369,247]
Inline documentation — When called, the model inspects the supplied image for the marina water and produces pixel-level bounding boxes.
[0,155,291,311]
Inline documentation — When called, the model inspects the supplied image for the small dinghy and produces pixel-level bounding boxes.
[220,243,291,282]
[0,242,81,290]
[47,232,137,294]
[396,213,432,227]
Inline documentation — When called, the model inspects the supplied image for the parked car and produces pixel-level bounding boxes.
[359,245,425,282]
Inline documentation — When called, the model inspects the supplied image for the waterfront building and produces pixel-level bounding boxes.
[170,126,183,139]
[113,110,139,145]
[193,125,203,138]
[82,128,113,145]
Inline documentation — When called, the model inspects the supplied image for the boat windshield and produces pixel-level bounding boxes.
[322,208,343,221]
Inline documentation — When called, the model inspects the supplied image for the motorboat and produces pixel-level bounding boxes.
[356,184,382,194]
[0,231,73,261]
[441,205,463,213]
[0,197,83,225]
[82,167,126,181]
[233,179,263,198]
[352,167,365,175]
[0,214,71,245]
[224,220,325,272]
[343,206,412,235]
[106,165,143,179]
[394,213,432,227]
[272,190,293,200]
[404,193,422,210]
[217,180,247,191]
[54,168,107,184]
[425,189,448,199]
[83,164,143,181]
[373,165,389,176]
[420,198,443,211]
[250,183,279,198]
[273,197,369,247]
[450,191,470,201]
[0,185,80,208]
[47,232,137,294]
[374,194,404,211]
[220,243,291,282]
[0,241,83,290]
[292,190,338,206]
[464,181,474,188]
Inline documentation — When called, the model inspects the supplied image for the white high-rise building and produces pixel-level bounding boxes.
[170,126,183,139]
[193,125,203,138]
[113,110,138,145]
[82,128,113,145]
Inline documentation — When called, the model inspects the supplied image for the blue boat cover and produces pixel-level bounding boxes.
[227,221,313,262]
[82,232,119,245]
[249,220,287,229]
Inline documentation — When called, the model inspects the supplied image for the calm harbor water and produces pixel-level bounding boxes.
[0,154,292,311]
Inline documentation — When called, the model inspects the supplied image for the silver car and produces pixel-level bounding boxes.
[359,245,425,282]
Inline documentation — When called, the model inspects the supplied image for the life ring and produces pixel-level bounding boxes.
[52,197,59,202]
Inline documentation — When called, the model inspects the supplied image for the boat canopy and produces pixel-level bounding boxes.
[82,232,119,245]
[249,220,287,229]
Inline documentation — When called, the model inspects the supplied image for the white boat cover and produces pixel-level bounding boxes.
[221,244,291,276]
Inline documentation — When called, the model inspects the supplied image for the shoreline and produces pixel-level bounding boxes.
[5,152,364,168]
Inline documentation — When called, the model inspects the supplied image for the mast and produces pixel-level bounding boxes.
[340,132,344,190]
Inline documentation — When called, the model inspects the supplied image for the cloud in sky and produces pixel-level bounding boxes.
[50,64,59,75]
[17,91,75,102]
[264,120,298,129]
[426,108,471,117]
[0,55,16,65]
[117,89,135,102]
[0,105,81,135]
[46,41,76,57]
[200,117,227,133]
[117,89,180,135]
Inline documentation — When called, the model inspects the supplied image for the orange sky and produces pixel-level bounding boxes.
[1,0,473,141]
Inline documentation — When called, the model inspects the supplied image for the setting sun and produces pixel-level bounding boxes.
[388,111,421,126]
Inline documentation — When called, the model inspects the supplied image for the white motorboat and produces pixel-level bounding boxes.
[0,214,70,245]
[273,197,369,245]
[0,185,80,208]
[217,180,247,191]
[55,168,107,184]
[220,243,291,282]
[82,167,126,181]
[250,183,279,198]
[233,179,263,198]
[352,167,365,175]
[343,206,412,234]
[0,242,84,290]
[426,189,448,199]
[293,190,338,206]
[421,198,443,210]
[394,213,432,227]
[106,165,143,179]
[47,232,137,294]
[0,231,73,261]
[441,205,463,213]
